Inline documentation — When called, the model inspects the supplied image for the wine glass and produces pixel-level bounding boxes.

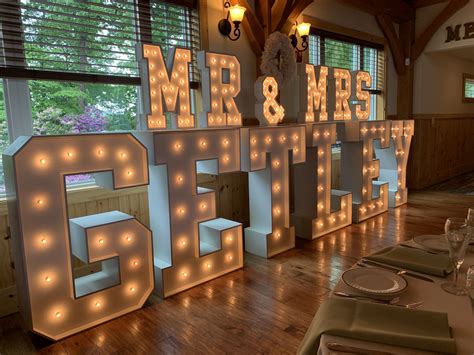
[441,217,470,296]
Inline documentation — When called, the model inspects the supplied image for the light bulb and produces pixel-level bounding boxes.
[227,236,233,242]
[55,312,61,318]
[39,158,46,164]
[98,239,104,244]
[41,237,47,244]
[182,271,188,277]
[206,263,211,269]
[133,261,139,266]
[181,240,187,246]
[177,176,183,183]
[67,152,73,158]
[228,255,233,261]
[127,170,133,176]
[201,203,207,210]
[125,235,132,242]
[37,199,44,205]
[130,287,136,292]
[95,301,101,308]
[97,149,104,155]
[45,276,51,282]
[121,152,127,158]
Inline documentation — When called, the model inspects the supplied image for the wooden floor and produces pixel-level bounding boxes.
[1,190,473,354]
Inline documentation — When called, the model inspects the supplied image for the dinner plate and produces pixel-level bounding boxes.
[413,234,449,252]
[341,268,408,296]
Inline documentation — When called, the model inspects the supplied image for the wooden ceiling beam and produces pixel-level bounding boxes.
[271,0,294,32]
[375,13,406,75]
[230,0,265,56]
[411,0,469,60]
[280,0,315,34]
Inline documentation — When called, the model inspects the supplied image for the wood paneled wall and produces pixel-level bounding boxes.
[407,116,474,189]
[0,157,341,317]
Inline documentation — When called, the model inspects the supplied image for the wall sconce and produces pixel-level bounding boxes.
[289,22,311,53]
[218,1,246,41]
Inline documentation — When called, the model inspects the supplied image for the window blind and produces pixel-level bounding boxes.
[309,29,385,93]
[0,0,200,83]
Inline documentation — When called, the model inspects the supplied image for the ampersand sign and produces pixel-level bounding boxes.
[255,76,285,126]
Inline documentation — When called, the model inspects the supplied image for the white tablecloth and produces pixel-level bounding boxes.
[317,243,474,355]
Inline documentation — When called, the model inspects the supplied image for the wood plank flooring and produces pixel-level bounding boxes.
[0,190,473,354]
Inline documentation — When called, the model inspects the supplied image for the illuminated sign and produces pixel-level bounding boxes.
[3,44,414,341]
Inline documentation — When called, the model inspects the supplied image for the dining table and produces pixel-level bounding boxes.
[313,239,474,355]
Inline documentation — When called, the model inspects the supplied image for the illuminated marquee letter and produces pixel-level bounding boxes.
[350,71,371,120]
[137,129,243,297]
[140,44,194,129]
[338,121,390,222]
[198,51,241,127]
[293,123,352,239]
[3,134,153,340]
[298,64,328,122]
[374,120,414,207]
[255,76,284,126]
[241,126,306,258]
[328,68,351,121]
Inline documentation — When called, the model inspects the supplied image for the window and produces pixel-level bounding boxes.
[0,81,8,195]
[463,74,474,103]
[309,29,385,120]
[0,0,201,192]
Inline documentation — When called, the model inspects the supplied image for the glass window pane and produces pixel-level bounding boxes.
[324,39,359,71]
[19,0,138,76]
[465,78,474,98]
[29,81,138,186]
[309,35,320,66]
[0,81,8,195]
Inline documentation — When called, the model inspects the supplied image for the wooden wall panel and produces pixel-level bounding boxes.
[407,116,474,189]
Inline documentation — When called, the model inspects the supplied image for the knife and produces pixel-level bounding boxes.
[326,342,394,355]
[360,259,435,283]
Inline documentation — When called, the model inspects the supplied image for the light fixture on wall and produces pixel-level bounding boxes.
[289,22,311,53]
[218,1,246,41]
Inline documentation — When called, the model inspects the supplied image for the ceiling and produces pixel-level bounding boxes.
[444,46,474,62]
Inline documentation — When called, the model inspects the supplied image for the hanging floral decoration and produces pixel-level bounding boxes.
[260,32,297,88]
